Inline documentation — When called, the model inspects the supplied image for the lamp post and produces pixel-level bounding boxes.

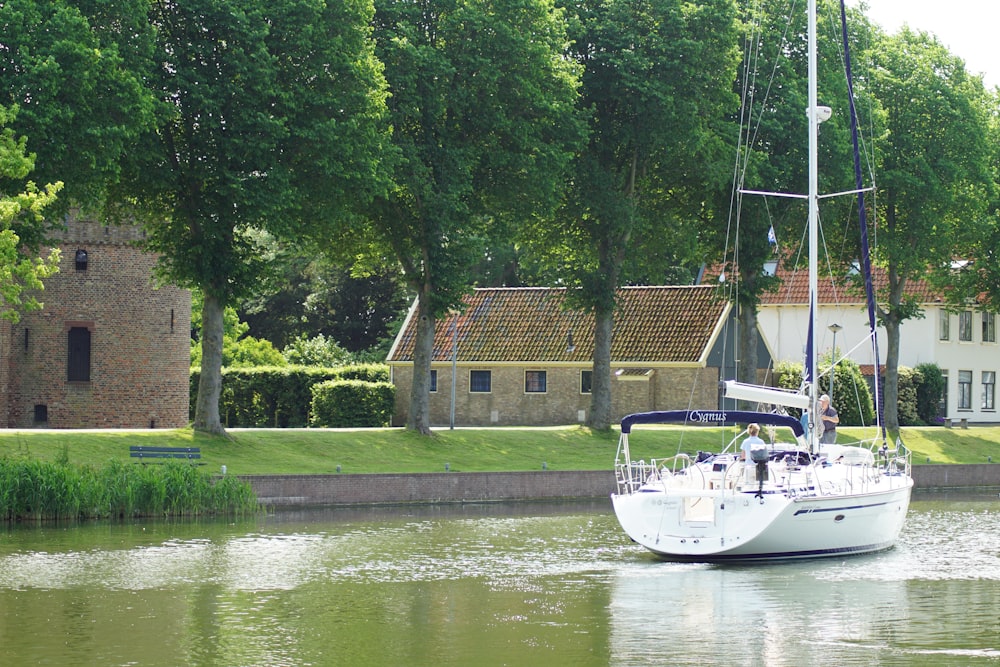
[450,318,458,430]
[828,323,842,401]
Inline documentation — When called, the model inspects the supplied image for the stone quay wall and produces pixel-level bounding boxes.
[242,464,1000,507]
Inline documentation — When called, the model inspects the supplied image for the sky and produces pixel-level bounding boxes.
[856,0,997,89]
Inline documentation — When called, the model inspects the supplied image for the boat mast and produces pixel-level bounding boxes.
[807,0,820,450]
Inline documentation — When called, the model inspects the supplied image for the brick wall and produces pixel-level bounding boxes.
[3,219,191,428]
[391,363,721,427]
[242,465,1000,507]
[245,470,618,506]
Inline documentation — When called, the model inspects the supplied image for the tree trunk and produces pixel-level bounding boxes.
[587,304,614,431]
[193,291,227,436]
[882,315,901,433]
[737,301,760,390]
[407,290,435,435]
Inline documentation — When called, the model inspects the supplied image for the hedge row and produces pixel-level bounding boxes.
[190,364,392,428]
[310,380,395,428]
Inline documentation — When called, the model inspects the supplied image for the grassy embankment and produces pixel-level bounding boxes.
[2,424,997,475]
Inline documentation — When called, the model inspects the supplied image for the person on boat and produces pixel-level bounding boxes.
[741,423,766,461]
[819,394,839,444]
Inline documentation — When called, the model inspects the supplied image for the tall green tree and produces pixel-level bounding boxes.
[947,88,1000,313]
[533,0,739,429]
[0,106,62,320]
[0,0,154,215]
[236,243,409,353]
[868,28,994,432]
[369,0,585,434]
[713,0,877,394]
[118,0,392,435]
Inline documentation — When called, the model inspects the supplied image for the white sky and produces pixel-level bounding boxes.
[855,0,997,89]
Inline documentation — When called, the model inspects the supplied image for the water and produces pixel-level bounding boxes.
[1,493,998,666]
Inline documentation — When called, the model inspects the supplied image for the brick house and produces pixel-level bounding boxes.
[0,215,191,428]
[387,286,771,427]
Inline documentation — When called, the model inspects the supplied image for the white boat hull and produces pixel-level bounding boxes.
[612,478,912,562]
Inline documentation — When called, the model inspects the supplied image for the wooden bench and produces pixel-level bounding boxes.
[130,446,202,463]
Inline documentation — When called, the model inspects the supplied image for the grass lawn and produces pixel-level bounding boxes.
[1,424,998,475]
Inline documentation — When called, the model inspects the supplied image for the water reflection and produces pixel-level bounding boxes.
[0,495,998,666]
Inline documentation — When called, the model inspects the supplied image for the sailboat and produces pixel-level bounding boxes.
[610,0,913,562]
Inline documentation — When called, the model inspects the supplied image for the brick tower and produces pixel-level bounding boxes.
[0,214,191,428]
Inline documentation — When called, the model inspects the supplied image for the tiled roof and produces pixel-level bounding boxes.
[387,286,729,364]
[705,260,939,305]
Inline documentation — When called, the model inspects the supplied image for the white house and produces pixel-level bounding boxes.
[755,264,998,424]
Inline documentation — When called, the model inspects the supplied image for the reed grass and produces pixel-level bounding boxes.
[0,457,258,522]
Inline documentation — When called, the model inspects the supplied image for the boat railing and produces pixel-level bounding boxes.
[840,436,913,478]
[614,445,698,495]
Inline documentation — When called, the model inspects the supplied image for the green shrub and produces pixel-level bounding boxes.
[190,364,391,427]
[310,380,395,427]
[771,356,874,426]
[914,362,945,424]
[282,333,353,366]
[897,366,921,426]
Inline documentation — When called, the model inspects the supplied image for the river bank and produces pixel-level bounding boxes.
[244,463,1000,507]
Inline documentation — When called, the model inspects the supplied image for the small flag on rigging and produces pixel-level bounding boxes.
[767,225,777,245]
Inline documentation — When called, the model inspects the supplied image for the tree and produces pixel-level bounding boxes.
[948,87,1000,313]
[868,28,994,432]
[117,0,392,435]
[369,0,585,434]
[714,0,876,394]
[532,0,739,429]
[236,238,409,353]
[0,0,155,215]
[190,290,286,368]
[0,106,62,320]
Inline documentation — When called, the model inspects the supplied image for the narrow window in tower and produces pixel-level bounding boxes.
[67,327,91,382]
[75,249,89,271]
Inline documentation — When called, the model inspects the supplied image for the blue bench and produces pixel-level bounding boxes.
[130,446,201,462]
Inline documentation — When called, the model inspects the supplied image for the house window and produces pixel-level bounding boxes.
[429,369,438,393]
[983,371,995,411]
[34,404,48,423]
[75,249,89,271]
[67,327,92,382]
[939,311,950,341]
[580,370,592,394]
[959,311,973,341]
[984,313,996,343]
[470,370,491,393]
[957,370,973,410]
[525,370,547,393]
